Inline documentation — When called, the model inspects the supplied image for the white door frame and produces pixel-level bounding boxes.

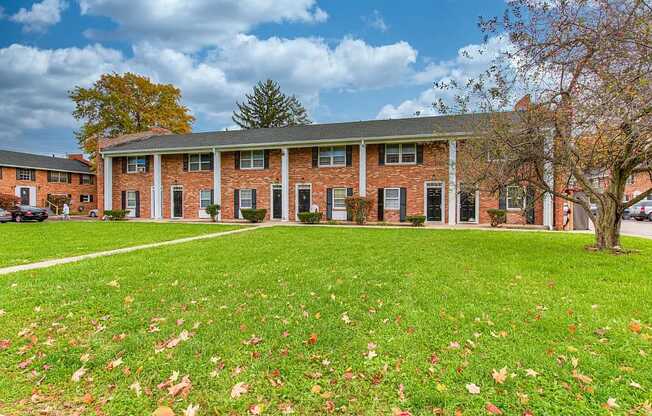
[170,185,184,219]
[423,181,445,224]
[150,186,156,219]
[125,190,137,218]
[270,183,283,220]
[294,183,312,221]
[15,186,37,206]
[456,185,480,224]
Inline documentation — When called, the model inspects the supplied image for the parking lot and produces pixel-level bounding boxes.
[588,219,652,238]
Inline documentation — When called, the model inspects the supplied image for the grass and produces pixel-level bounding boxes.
[0,221,241,268]
[0,227,651,415]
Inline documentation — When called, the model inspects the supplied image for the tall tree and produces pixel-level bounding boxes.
[69,72,195,156]
[435,0,651,251]
[232,79,311,129]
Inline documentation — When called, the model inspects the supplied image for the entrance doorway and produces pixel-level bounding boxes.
[458,185,478,223]
[424,182,443,222]
[19,187,30,205]
[272,184,282,220]
[295,184,312,220]
[171,186,183,219]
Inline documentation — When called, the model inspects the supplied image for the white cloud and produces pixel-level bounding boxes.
[377,35,511,119]
[363,10,388,32]
[79,0,329,50]
[10,0,68,32]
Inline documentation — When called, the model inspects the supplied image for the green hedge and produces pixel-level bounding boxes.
[405,215,426,226]
[298,212,322,224]
[104,209,129,220]
[487,208,507,227]
[240,208,267,223]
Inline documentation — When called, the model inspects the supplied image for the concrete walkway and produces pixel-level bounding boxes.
[0,224,266,276]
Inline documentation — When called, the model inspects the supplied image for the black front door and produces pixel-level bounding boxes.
[172,188,183,218]
[272,187,282,219]
[426,187,442,221]
[298,188,310,213]
[459,189,476,222]
[20,188,30,205]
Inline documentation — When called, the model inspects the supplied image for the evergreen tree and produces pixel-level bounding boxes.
[232,79,311,129]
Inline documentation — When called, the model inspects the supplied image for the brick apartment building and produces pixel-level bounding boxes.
[0,150,97,213]
[97,114,560,228]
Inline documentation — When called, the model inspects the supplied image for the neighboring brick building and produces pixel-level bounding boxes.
[0,150,97,213]
[98,114,557,228]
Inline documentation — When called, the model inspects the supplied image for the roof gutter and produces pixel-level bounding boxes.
[0,163,94,175]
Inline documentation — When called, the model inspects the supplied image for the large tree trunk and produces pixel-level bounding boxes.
[593,199,622,251]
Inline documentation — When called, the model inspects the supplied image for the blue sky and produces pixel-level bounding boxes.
[0,0,508,155]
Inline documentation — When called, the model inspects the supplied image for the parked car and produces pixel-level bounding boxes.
[0,208,12,223]
[590,202,632,220]
[630,200,652,221]
[11,205,48,222]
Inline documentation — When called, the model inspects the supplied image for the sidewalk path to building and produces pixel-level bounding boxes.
[0,224,266,276]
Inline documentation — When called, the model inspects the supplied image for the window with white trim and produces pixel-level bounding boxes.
[319,146,346,167]
[48,171,69,183]
[506,186,525,210]
[80,194,93,203]
[239,189,253,210]
[200,190,212,209]
[127,156,147,173]
[240,150,265,169]
[385,143,416,164]
[332,188,347,210]
[189,153,212,171]
[17,168,34,181]
[384,188,400,210]
[80,174,94,185]
[126,191,137,211]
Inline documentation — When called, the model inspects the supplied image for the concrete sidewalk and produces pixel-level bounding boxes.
[0,224,264,276]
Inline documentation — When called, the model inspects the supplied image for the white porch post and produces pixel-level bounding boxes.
[448,140,457,225]
[153,154,162,219]
[103,156,113,211]
[213,149,222,221]
[359,140,367,197]
[281,147,289,221]
[543,134,554,229]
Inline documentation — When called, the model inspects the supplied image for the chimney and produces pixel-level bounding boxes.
[514,95,531,112]
[67,153,90,165]
[98,127,173,150]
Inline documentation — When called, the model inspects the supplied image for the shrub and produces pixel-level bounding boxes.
[240,208,267,223]
[326,220,340,225]
[406,215,426,226]
[487,209,507,227]
[104,209,129,220]
[345,196,373,225]
[0,194,19,210]
[205,204,221,222]
[298,211,322,224]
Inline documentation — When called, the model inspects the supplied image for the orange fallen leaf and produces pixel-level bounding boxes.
[308,333,318,345]
[492,367,508,384]
[231,381,250,398]
[152,406,175,416]
[486,403,503,414]
[629,320,642,334]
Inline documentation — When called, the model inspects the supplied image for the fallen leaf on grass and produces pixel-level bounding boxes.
[130,381,142,396]
[492,367,508,384]
[152,406,175,416]
[572,370,592,384]
[249,403,263,415]
[183,404,199,416]
[82,392,93,404]
[308,333,318,345]
[0,339,10,350]
[231,381,250,398]
[106,357,123,370]
[71,366,86,382]
[466,383,480,394]
[629,320,642,334]
[168,375,192,397]
[629,381,642,389]
[525,369,539,377]
[486,403,503,414]
[107,280,120,288]
[603,398,619,410]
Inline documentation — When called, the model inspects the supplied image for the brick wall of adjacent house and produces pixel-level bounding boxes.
[0,166,97,212]
[625,170,652,202]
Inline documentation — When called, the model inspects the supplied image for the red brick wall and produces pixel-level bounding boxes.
[110,157,152,218]
[221,150,282,220]
[366,142,449,222]
[625,171,652,201]
[161,154,213,220]
[0,166,96,212]
[288,147,359,220]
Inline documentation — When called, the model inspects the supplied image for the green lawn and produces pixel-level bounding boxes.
[0,227,651,415]
[0,221,240,268]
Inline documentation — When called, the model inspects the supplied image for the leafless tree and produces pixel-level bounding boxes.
[436,0,652,250]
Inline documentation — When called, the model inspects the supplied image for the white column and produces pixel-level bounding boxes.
[543,134,554,229]
[359,141,367,197]
[213,150,222,221]
[103,156,113,211]
[281,147,289,221]
[153,154,162,219]
[448,140,457,225]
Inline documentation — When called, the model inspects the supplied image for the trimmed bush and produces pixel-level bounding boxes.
[345,196,373,225]
[298,211,322,224]
[0,194,19,210]
[205,204,221,222]
[240,208,267,223]
[406,215,426,226]
[487,208,507,227]
[104,209,129,220]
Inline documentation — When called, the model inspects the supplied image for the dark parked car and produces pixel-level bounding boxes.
[0,208,12,223]
[11,205,48,222]
[630,200,652,221]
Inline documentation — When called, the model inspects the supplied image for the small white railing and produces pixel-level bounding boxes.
[46,200,59,215]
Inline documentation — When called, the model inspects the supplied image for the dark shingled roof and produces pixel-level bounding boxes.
[0,149,93,174]
[103,112,509,153]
